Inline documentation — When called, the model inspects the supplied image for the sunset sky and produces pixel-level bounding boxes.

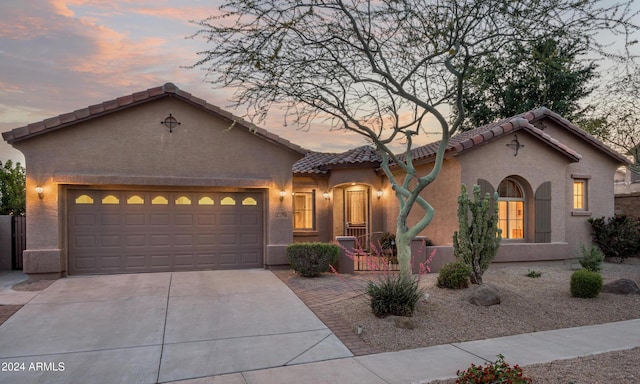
[0,0,376,164]
[1,0,638,164]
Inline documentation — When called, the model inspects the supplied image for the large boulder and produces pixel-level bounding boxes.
[468,283,501,306]
[602,279,640,295]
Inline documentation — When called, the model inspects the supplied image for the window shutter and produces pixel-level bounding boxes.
[477,178,496,210]
[535,182,552,243]
[477,179,495,197]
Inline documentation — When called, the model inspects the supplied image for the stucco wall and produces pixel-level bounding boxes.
[12,97,304,275]
[458,130,572,243]
[540,121,622,251]
[383,158,462,245]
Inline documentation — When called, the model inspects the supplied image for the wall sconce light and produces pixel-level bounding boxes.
[376,190,383,199]
[322,191,330,201]
[279,190,286,201]
[506,134,524,156]
[35,186,44,199]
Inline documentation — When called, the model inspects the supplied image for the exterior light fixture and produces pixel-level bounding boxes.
[160,113,181,133]
[323,191,330,201]
[376,190,383,199]
[506,134,524,156]
[35,186,44,199]
[279,190,286,201]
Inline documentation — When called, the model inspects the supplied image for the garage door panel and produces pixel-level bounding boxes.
[150,214,170,225]
[74,214,97,226]
[74,236,96,248]
[175,214,194,225]
[101,255,123,269]
[101,235,121,247]
[197,234,216,245]
[101,214,121,226]
[197,214,216,225]
[240,214,259,225]
[150,235,170,246]
[125,255,147,268]
[242,252,260,265]
[241,234,259,245]
[150,255,171,267]
[126,235,146,246]
[68,189,263,274]
[125,214,146,225]
[75,257,96,270]
[218,214,237,225]
[174,235,193,246]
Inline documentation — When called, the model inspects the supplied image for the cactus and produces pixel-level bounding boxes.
[453,184,502,285]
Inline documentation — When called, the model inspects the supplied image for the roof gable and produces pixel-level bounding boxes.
[408,107,629,166]
[2,83,308,155]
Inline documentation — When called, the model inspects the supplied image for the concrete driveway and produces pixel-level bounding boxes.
[0,270,352,384]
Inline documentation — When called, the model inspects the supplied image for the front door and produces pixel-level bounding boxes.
[344,187,370,246]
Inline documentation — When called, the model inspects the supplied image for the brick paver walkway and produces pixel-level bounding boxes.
[0,305,22,326]
[272,269,380,356]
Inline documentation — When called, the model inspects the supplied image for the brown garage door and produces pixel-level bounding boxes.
[68,189,263,274]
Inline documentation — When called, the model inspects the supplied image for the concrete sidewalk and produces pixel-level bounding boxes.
[181,318,640,384]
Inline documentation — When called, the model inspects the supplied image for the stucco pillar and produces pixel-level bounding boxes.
[335,236,355,274]
[24,179,64,280]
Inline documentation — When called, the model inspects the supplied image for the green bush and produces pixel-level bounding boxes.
[367,273,424,318]
[526,270,542,278]
[570,269,603,298]
[577,244,604,272]
[437,261,472,289]
[588,215,640,262]
[287,242,339,277]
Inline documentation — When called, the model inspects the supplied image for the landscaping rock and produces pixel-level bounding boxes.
[468,283,501,306]
[602,279,640,295]
[393,316,415,330]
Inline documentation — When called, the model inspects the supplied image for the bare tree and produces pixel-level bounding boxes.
[584,64,640,175]
[191,0,638,276]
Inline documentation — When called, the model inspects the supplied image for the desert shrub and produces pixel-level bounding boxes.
[588,215,640,262]
[570,269,603,298]
[287,242,339,277]
[577,244,605,272]
[367,273,424,318]
[437,261,472,289]
[456,354,532,384]
[526,270,542,278]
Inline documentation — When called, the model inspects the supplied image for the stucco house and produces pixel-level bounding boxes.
[3,84,629,279]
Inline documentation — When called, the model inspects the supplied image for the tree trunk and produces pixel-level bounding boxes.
[396,227,412,277]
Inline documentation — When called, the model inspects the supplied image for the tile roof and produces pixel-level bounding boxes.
[293,107,630,174]
[293,151,339,174]
[407,112,583,163]
[293,145,381,175]
[2,83,308,155]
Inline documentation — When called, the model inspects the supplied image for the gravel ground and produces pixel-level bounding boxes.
[326,258,640,382]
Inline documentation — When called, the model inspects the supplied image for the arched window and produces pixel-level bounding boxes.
[497,179,525,239]
[101,195,120,205]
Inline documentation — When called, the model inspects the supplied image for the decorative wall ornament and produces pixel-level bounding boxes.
[160,113,181,133]
[506,134,524,156]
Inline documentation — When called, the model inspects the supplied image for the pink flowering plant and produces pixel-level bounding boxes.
[456,354,532,384]
[331,237,435,318]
